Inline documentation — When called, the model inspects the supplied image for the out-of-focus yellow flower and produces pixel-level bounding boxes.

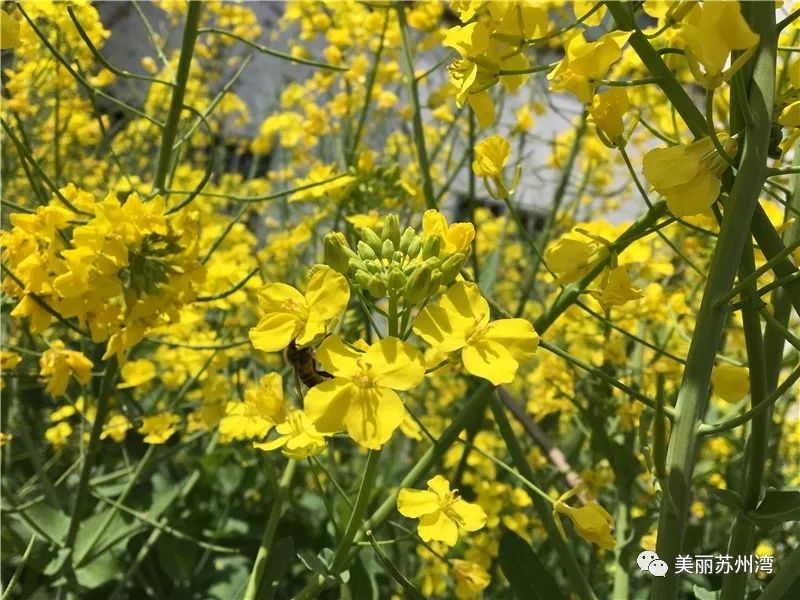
[219,373,285,442]
[1,351,22,371]
[779,101,800,128]
[443,22,490,58]
[0,432,12,447]
[711,364,750,403]
[101,414,132,442]
[589,88,629,145]
[553,487,615,550]
[413,281,538,385]
[1,10,20,50]
[303,335,425,449]
[46,421,73,448]
[421,209,475,256]
[39,341,93,397]
[642,136,737,216]
[681,1,759,78]
[345,210,384,231]
[139,413,180,444]
[117,359,156,389]
[513,105,534,133]
[397,475,486,546]
[249,266,349,353]
[472,135,510,179]
[450,559,491,598]
[253,409,326,459]
[589,266,643,309]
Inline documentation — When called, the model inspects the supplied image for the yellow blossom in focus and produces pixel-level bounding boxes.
[249,266,350,353]
[472,135,510,179]
[545,232,610,284]
[553,487,615,550]
[589,88,629,145]
[219,373,285,442]
[711,364,750,403]
[397,475,487,546]
[413,281,539,385]
[589,266,643,309]
[421,209,475,256]
[253,409,327,459]
[304,335,425,449]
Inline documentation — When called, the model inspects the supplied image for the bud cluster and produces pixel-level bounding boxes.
[324,214,468,308]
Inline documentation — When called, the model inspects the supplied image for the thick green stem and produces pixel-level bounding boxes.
[152,0,201,193]
[244,459,297,600]
[646,5,776,598]
[395,3,436,209]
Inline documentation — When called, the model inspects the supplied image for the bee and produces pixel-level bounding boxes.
[285,340,332,389]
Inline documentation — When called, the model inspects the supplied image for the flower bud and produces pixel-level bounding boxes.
[366,275,386,298]
[348,257,368,272]
[357,240,377,260]
[406,237,422,259]
[425,269,443,297]
[404,263,432,304]
[440,253,467,284]
[381,214,401,246]
[365,259,382,274]
[388,267,406,290]
[392,251,404,263]
[399,227,416,253]
[422,236,441,260]
[381,239,395,260]
[355,270,372,290]
[361,227,383,254]
[324,232,350,273]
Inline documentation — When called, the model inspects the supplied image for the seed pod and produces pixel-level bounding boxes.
[381,239,395,260]
[388,266,406,290]
[440,253,467,284]
[406,237,422,259]
[404,263,432,304]
[399,227,416,253]
[422,236,441,260]
[357,240,377,260]
[361,227,383,254]
[324,232,350,273]
[381,214,401,246]
[366,275,387,298]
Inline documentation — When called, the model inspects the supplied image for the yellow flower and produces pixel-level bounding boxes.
[117,359,156,389]
[219,373,285,442]
[443,22,490,58]
[1,351,22,371]
[249,266,350,353]
[253,409,327,459]
[472,135,510,179]
[589,88,629,144]
[779,100,800,128]
[39,341,94,397]
[303,335,425,449]
[642,136,736,216]
[101,414,132,442]
[546,232,610,284]
[397,475,487,546]
[553,489,615,550]
[139,412,180,444]
[1,10,20,50]
[589,266,643,309]
[46,421,73,448]
[421,209,475,256]
[681,1,759,77]
[711,364,750,403]
[413,282,538,385]
[450,559,491,598]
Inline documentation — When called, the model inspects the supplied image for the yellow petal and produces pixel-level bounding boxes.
[343,387,405,449]
[462,339,519,385]
[249,313,300,352]
[418,510,459,546]
[304,266,350,320]
[711,364,750,403]
[397,489,440,518]
[426,474,452,497]
[467,91,495,129]
[663,168,721,217]
[482,318,539,361]
[315,335,363,378]
[303,378,352,433]
[452,499,487,532]
[367,337,425,391]
[253,436,288,452]
[642,144,699,190]
[257,282,305,313]
[413,304,471,353]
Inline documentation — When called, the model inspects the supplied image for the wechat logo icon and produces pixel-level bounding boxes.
[638,551,669,577]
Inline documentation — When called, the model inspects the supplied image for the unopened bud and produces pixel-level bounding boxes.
[406,237,422,259]
[381,214,401,246]
[324,232,350,273]
[381,239,395,260]
[404,263,432,304]
[355,270,372,290]
[357,240,377,260]
[399,227,416,253]
[422,236,441,260]
[361,227,383,254]
[388,267,406,290]
[426,269,443,296]
[440,253,467,284]
[366,275,386,298]
[348,257,368,272]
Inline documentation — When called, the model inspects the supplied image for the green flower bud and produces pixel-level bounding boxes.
[365,259,382,274]
[366,275,387,298]
[404,264,432,304]
[355,270,372,289]
[357,240,377,260]
[392,250,404,263]
[425,269,442,297]
[381,239,395,260]
[381,214,401,246]
[399,227,416,253]
[323,232,350,273]
[422,236,441,260]
[348,257,368,272]
[440,253,467,284]
[388,267,406,290]
[361,227,383,254]
[406,237,422,259]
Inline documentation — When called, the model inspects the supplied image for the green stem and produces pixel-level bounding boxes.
[153,0,202,193]
[395,3,436,209]
[244,459,297,600]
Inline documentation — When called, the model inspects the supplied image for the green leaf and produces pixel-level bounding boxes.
[498,529,565,600]
[16,503,70,545]
[692,584,721,600]
[749,490,800,529]
[75,549,118,589]
[707,488,742,512]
